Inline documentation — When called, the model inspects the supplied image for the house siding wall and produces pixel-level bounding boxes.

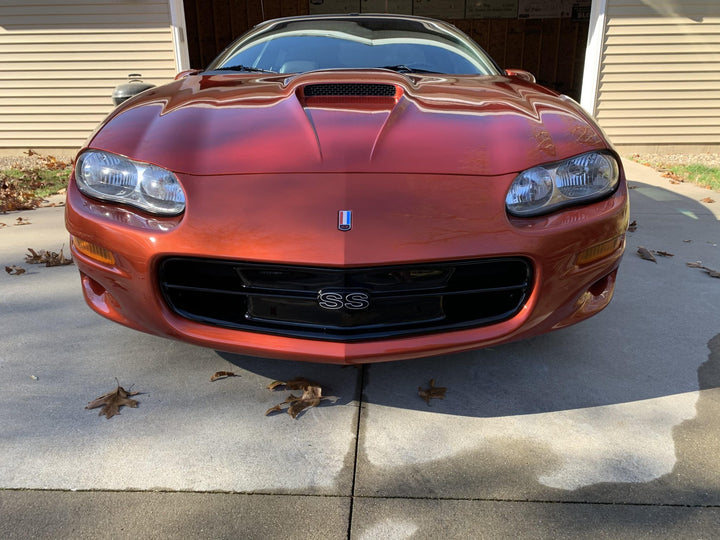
[0,0,177,151]
[596,0,720,151]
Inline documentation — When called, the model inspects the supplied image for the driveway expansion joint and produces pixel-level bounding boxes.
[2,488,718,509]
[346,363,367,539]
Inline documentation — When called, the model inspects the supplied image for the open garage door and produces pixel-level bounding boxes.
[182,1,590,100]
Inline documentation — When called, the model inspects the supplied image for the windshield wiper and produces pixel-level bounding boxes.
[213,65,277,74]
[377,65,439,74]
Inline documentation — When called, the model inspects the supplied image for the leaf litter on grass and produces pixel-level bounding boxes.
[1,151,72,213]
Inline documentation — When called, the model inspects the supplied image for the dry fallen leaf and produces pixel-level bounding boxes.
[45,249,72,266]
[266,377,318,391]
[418,379,447,405]
[264,403,284,415]
[266,378,332,419]
[637,246,657,263]
[0,222,6,229]
[288,386,323,418]
[25,248,43,264]
[210,370,237,382]
[683,240,693,243]
[628,220,637,232]
[25,246,73,267]
[686,261,720,279]
[701,197,715,204]
[14,217,31,226]
[86,384,140,419]
[662,171,683,184]
[5,265,26,275]
[652,250,674,258]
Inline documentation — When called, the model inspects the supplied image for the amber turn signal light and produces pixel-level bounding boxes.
[576,235,624,266]
[72,236,116,265]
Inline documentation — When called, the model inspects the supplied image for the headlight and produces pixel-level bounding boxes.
[506,151,619,217]
[75,150,185,216]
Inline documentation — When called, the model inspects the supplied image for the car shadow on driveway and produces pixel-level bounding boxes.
[217,178,720,419]
[351,177,720,510]
[216,178,720,507]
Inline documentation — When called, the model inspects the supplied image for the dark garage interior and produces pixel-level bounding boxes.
[182,0,590,100]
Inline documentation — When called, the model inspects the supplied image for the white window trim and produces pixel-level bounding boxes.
[580,0,607,117]
[169,0,190,72]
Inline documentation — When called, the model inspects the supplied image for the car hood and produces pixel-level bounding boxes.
[89,70,610,177]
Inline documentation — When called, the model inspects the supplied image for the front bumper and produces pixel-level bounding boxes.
[66,170,628,364]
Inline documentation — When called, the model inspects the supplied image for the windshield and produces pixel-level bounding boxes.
[207,17,500,76]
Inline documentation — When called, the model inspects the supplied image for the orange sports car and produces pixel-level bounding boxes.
[66,14,628,364]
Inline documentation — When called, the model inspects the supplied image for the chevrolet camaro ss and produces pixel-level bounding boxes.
[65,14,629,364]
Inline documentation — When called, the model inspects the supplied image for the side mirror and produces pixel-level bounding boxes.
[504,69,536,84]
[175,69,201,80]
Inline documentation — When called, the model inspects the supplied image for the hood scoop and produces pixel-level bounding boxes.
[294,82,403,165]
[303,83,397,97]
[298,83,402,110]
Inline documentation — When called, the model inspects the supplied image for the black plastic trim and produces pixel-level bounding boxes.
[159,257,533,342]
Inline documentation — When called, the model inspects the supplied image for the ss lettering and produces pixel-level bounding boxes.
[317,290,370,310]
[344,292,371,310]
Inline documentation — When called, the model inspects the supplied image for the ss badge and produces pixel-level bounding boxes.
[317,290,370,310]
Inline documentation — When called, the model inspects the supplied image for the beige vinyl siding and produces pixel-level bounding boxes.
[595,1,720,150]
[0,1,177,151]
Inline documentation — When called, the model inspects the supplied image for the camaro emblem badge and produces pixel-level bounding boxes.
[338,210,352,231]
[318,290,370,310]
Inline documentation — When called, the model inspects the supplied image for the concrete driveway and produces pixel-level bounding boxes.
[1,159,719,538]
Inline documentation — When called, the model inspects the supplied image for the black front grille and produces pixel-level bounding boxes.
[159,258,533,342]
[303,83,396,97]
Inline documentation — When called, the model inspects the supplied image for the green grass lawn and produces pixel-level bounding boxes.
[630,155,720,192]
[662,164,720,191]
